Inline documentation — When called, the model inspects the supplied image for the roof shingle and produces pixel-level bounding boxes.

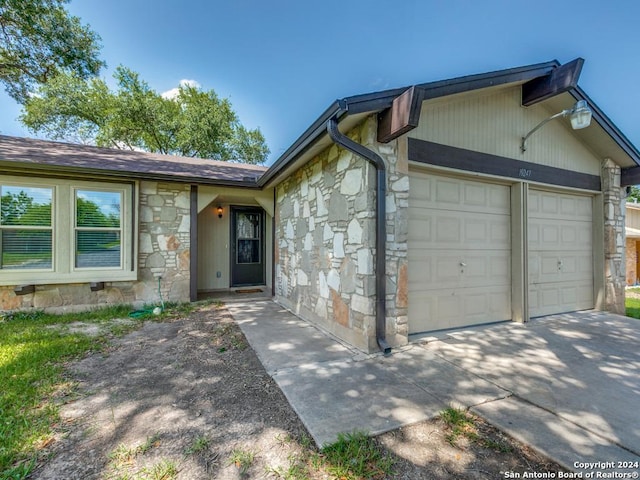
[0,135,266,186]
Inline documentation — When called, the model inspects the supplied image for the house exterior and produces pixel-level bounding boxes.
[0,138,273,311]
[625,201,640,285]
[2,58,639,353]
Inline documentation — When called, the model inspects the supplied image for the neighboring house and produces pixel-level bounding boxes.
[625,201,640,285]
[2,58,640,353]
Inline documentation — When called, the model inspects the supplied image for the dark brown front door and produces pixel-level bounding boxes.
[230,206,265,287]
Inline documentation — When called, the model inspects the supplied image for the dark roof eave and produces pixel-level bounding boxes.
[0,162,262,188]
[570,87,640,165]
[257,101,344,187]
[258,60,566,187]
[416,60,560,98]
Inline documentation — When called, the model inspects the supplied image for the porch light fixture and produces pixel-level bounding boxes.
[521,100,592,152]
[216,205,223,218]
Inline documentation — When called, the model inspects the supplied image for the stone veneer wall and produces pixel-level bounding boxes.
[602,159,626,314]
[274,117,409,352]
[625,238,638,286]
[0,181,191,313]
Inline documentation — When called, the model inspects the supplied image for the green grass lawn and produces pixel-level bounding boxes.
[0,305,168,479]
[626,288,640,319]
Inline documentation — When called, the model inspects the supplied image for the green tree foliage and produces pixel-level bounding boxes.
[1,190,34,225]
[628,186,640,203]
[76,197,119,227]
[0,0,104,103]
[21,66,270,164]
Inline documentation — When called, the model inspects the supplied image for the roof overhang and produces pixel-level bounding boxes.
[261,58,640,189]
[0,135,267,188]
[3,59,637,190]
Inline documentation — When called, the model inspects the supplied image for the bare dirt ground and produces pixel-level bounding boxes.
[31,303,563,479]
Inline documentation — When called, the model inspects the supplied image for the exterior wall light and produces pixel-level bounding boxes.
[217,205,223,218]
[521,100,592,152]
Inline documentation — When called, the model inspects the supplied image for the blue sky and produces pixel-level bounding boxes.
[1,0,639,165]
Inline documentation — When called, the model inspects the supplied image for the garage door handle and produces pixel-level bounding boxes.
[460,262,467,267]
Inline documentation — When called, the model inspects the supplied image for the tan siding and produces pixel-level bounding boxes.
[626,205,640,231]
[197,186,273,291]
[408,86,601,176]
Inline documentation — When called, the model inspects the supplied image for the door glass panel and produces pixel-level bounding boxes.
[236,212,260,264]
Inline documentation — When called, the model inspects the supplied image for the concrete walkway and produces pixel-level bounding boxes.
[227,301,640,473]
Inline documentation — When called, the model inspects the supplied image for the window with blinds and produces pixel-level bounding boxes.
[0,185,53,270]
[75,190,122,268]
[0,175,136,286]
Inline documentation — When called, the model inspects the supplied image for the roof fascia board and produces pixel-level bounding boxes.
[569,87,640,166]
[259,63,564,185]
[338,87,409,114]
[257,101,344,187]
[0,162,263,188]
[415,60,560,100]
[375,61,562,144]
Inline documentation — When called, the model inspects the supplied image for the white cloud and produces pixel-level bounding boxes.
[161,79,201,100]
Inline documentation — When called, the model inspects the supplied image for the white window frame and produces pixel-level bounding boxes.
[73,187,125,271]
[0,175,137,286]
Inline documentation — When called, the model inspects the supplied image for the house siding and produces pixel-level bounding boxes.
[0,181,191,312]
[625,204,640,286]
[626,238,637,285]
[274,117,409,352]
[408,86,601,176]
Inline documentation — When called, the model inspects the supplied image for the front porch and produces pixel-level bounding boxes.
[195,185,274,296]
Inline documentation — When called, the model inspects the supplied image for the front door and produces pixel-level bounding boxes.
[230,206,265,287]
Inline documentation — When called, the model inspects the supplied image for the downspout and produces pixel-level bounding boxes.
[327,117,391,355]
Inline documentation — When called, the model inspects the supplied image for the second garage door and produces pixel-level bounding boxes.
[408,170,512,334]
[528,189,594,317]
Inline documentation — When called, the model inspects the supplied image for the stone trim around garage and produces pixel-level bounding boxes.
[602,159,626,314]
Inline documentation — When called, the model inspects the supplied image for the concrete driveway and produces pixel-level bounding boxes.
[229,301,640,473]
[424,311,640,471]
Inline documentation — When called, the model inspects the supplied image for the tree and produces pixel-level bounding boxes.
[1,190,34,225]
[628,186,640,204]
[0,0,104,103]
[21,66,270,164]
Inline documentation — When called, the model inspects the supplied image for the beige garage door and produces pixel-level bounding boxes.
[408,170,511,334]
[528,189,594,317]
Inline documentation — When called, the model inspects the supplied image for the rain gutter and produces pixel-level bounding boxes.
[327,117,391,355]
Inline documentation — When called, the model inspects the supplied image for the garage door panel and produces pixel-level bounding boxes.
[529,190,592,221]
[411,173,510,215]
[409,211,510,250]
[409,171,511,334]
[464,254,510,285]
[408,251,510,290]
[408,255,459,289]
[528,189,594,318]
[409,286,511,332]
[530,253,592,281]
[529,280,593,317]
[529,221,592,251]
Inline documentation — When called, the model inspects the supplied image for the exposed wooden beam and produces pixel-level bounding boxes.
[522,58,584,107]
[377,86,423,143]
[622,166,640,187]
[408,138,601,191]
